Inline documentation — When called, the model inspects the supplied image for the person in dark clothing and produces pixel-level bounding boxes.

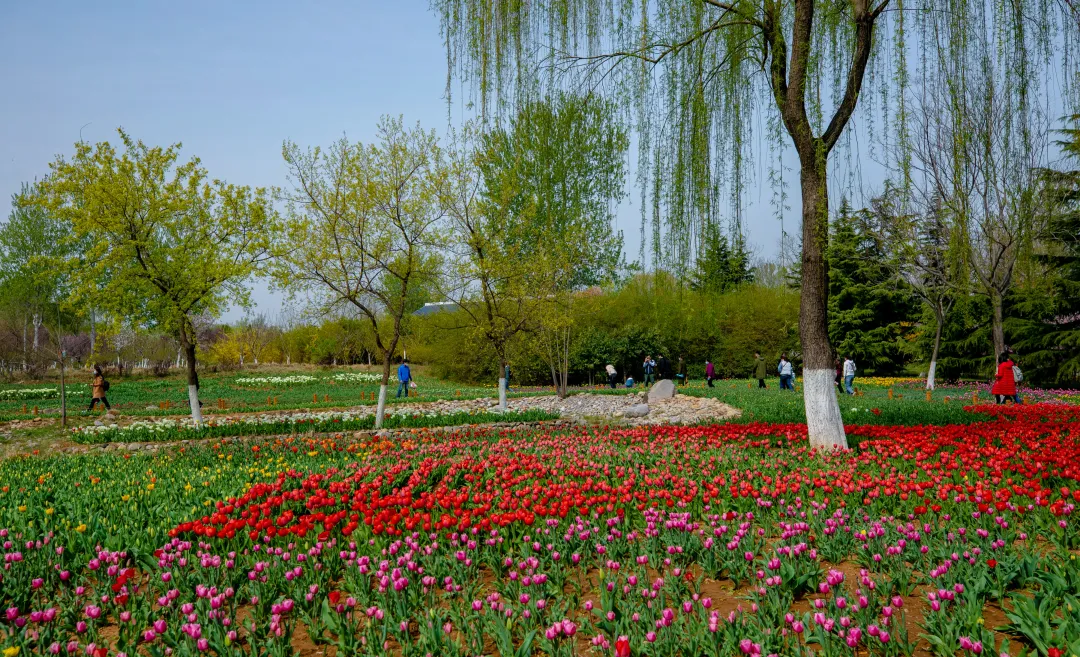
[88,365,110,411]
[834,358,843,389]
[705,360,715,387]
[657,355,672,380]
[676,357,688,386]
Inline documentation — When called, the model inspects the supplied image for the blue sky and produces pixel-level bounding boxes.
[1,0,858,321]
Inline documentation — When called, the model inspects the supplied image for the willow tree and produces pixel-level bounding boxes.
[435,0,1079,449]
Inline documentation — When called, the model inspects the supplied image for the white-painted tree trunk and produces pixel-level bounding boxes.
[926,360,937,391]
[375,384,388,428]
[188,384,203,427]
[32,314,41,350]
[803,369,848,451]
[498,377,507,411]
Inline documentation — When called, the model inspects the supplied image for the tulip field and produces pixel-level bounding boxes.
[1,400,1079,657]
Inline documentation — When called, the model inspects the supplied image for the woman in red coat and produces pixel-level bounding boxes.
[991,352,1018,404]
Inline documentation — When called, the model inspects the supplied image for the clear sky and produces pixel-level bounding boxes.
[1,0,868,321]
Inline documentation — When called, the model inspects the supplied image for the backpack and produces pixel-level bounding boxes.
[1012,365,1023,383]
[102,379,110,392]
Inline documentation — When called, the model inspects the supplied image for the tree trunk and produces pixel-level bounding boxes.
[927,305,944,390]
[58,334,67,429]
[497,354,508,411]
[184,342,203,427]
[799,165,848,450]
[375,355,392,429]
[89,309,96,359]
[21,319,27,371]
[990,290,1005,359]
[32,313,41,351]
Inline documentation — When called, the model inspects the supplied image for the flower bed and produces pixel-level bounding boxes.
[0,387,58,401]
[1,405,1078,656]
[233,375,319,387]
[69,408,559,444]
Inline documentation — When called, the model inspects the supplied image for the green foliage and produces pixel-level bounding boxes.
[922,295,993,382]
[29,130,279,358]
[1004,116,1080,386]
[478,92,628,288]
[415,275,800,385]
[827,200,918,375]
[689,222,753,293]
[278,116,447,393]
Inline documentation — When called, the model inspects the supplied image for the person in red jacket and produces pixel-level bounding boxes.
[991,352,1018,404]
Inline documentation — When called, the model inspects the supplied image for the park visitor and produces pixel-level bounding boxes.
[843,356,857,395]
[642,356,656,386]
[657,355,672,380]
[504,363,512,392]
[676,357,687,386]
[705,359,715,387]
[606,363,618,389]
[778,355,795,391]
[624,376,635,388]
[88,365,111,411]
[834,358,843,389]
[397,360,412,398]
[992,352,1019,404]
[754,352,767,388]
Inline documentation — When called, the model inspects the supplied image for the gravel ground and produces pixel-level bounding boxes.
[390,391,741,425]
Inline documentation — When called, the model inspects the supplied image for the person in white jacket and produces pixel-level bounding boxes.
[606,364,618,389]
[843,357,857,395]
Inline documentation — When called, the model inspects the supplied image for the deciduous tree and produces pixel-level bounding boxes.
[278,117,446,427]
[31,130,279,425]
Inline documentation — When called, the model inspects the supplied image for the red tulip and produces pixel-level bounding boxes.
[615,636,631,657]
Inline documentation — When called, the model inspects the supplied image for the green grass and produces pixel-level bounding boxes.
[676,378,995,425]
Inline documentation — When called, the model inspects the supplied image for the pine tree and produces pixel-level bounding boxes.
[1010,116,1080,386]
[827,199,917,375]
[690,223,752,293]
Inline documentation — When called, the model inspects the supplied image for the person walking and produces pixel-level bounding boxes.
[834,358,843,390]
[606,364,618,389]
[705,359,715,387]
[396,360,412,398]
[504,363,512,393]
[843,356,857,395]
[676,357,687,386]
[88,365,110,412]
[642,356,656,386]
[992,352,1019,404]
[754,352,767,389]
[777,354,795,391]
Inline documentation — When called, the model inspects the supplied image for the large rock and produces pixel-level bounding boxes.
[623,403,650,418]
[648,380,677,403]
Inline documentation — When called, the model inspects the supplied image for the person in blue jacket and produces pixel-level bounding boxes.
[396,360,412,398]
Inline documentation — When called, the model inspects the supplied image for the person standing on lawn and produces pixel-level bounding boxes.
[88,364,110,411]
[777,354,794,391]
[657,355,672,380]
[676,357,688,386]
[992,352,1019,404]
[843,356,857,395]
[705,359,715,387]
[754,352,767,388]
[396,360,412,398]
[606,363,618,389]
[834,358,843,390]
[642,355,656,386]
